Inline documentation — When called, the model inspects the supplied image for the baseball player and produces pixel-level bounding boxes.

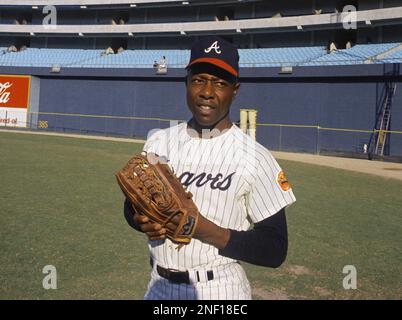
[124,36,296,300]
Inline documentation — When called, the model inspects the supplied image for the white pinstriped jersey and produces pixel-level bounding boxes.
[143,122,296,271]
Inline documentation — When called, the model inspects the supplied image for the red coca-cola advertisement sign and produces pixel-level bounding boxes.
[0,75,31,108]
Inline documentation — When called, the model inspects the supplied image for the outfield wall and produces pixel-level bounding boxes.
[1,64,401,157]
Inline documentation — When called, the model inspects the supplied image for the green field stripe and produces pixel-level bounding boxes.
[29,111,182,123]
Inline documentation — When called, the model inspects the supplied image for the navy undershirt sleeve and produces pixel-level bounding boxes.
[219,209,288,268]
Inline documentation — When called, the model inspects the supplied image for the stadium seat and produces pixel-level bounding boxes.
[0,44,401,68]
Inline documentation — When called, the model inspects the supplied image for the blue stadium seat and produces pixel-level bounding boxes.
[0,44,401,68]
[302,43,402,66]
[79,49,190,68]
[239,47,327,67]
[0,48,103,67]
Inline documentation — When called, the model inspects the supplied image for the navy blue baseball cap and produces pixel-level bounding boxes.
[186,36,239,77]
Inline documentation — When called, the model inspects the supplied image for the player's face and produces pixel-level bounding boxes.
[186,71,239,132]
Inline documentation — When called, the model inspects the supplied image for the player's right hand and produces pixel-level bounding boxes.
[133,213,167,241]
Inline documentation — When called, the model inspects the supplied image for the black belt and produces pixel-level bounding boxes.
[151,258,214,284]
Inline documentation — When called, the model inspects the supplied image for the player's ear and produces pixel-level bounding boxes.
[233,82,240,96]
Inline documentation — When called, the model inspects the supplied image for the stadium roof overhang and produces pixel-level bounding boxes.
[0,0,260,10]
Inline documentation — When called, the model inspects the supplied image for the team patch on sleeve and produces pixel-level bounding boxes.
[277,170,291,191]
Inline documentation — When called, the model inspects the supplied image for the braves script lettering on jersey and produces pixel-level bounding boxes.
[142,122,296,300]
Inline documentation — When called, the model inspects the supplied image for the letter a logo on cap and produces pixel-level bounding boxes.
[204,41,222,54]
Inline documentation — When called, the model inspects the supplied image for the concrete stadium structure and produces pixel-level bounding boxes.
[1,0,401,159]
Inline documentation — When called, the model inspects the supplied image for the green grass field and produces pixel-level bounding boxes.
[1,132,401,300]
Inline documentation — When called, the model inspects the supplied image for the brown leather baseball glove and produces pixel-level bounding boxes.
[116,152,199,247]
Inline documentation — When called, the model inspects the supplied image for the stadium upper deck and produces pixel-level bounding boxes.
[1,1,401,37]
[0,0,402,66]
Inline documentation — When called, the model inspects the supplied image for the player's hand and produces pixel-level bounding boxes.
[133,213,167,241]
[164,213,230,249]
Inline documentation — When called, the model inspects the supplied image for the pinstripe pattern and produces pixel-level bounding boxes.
[142,122,296,299]
[144,262,251,300]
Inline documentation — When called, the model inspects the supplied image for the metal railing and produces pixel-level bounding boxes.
[2,110,401,156]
